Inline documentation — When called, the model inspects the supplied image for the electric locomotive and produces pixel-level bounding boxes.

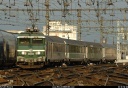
[16,27,46,68]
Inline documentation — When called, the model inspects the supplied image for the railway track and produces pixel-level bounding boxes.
[0,63,128,86]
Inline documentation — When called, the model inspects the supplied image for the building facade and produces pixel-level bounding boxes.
[43,21,78,40]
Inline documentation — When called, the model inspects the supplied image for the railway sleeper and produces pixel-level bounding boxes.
[61,79,75,86]
[3,75,15,79]
[109,74,128,79]
[33,81,54,86]
[0,78,8,85]
[65,73,80,79]
[115,72,128,77]
[20,73,33,77]
[108,80,128,86]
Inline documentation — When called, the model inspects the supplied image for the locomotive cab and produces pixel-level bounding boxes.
[16,27,46,68]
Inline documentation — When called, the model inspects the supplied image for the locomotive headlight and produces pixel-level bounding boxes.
[34,59,37,62]
[22,51,26,55]
[36,51,40,55]
[21,58,24,61]
[38,58,42,61]
[22,51,24,55]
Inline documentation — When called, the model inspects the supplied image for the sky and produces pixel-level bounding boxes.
[0,0,128,44]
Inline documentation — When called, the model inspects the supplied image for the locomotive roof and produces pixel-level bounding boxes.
[18,32,44,35]
[101,44,116,48]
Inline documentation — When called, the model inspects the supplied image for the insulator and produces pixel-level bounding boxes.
[24,2,29,6]
[107,0,113,5]
[77,9,81,17]
[26,27,30,32]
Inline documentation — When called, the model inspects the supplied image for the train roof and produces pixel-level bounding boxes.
[101,44,116,48]
[45,36,64,43]
[85,42,103,47]
[45,36,86,46]
[64,39,86,46]
[18,32,44,35]
[45,36,103,47]
[0,30,16,44]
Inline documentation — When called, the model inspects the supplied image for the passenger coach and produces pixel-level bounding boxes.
[86,42,103,64]
[101,44,117,63]
[0,30,16,67]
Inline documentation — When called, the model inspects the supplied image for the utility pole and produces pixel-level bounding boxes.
[96,0,104,44]
[77,9,81,41]
[45,0,50,36]
[117,21,121,61]
[116,21,128,63]
[100,16,104,43]
[113,36,114,45]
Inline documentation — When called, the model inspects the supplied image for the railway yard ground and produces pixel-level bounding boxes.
[0,63,128,86]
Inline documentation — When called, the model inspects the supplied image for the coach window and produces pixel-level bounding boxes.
[61,44,65,52]
[69,45,72,52]
[75,46,77,53]
[58,44,60,52]
[53,43,57,52]
[95,47,98,53]
[70,45,72,52]
[77,46,79,53]
[71,45,75,53]
[80,46,82,53]
[81,46,83,53]
[74,45,76,53]
[69,45,71,52]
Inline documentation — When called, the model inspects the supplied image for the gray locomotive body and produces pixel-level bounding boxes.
[0,30,16,67]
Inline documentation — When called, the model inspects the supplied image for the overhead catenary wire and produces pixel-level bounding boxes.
[0,0,128,43]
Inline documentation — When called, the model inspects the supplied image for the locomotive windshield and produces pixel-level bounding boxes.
[32,38,45,45]
[19,38,30,45]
